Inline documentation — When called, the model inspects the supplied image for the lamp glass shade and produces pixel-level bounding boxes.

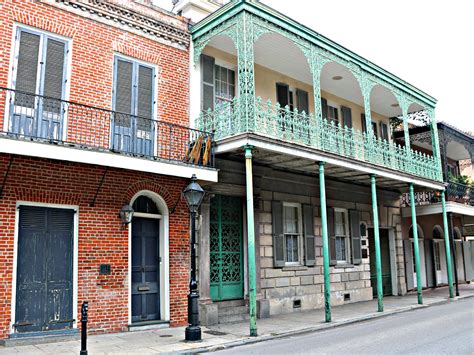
[183,175,205,213]
[119,204,134,225]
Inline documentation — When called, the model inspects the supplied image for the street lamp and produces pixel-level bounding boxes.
[182,174,205,341]
[119,204,134,226]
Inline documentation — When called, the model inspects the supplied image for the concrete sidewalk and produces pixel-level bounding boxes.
[1,284,472,354]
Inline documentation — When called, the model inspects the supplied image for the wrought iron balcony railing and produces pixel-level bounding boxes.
[196,96,441,181]
[0,87,214,168]
[400,180,473,207]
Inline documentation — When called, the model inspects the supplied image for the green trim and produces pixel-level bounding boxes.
[409,183,423,305]
[371,175,384,312]
[319,162,331,322]
[191,1,436,107]
[244,144,257,337]
[441,190,455,299]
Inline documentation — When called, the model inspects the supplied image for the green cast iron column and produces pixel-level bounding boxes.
[441,190,455,298]
[244,144,257,336]
[370,175,384,312]
[409,183,423,304]
[319,162,331,322]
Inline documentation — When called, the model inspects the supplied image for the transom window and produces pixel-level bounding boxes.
[283,203,302,265]
[334,208,350,263]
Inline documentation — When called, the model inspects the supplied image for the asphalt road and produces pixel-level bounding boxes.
[217,297,474,354]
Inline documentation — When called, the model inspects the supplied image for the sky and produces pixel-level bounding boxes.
[155,0,474,132]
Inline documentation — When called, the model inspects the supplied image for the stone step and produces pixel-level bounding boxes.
[218,305,249,324]
[1,332,80,347]
[216,299,246,309]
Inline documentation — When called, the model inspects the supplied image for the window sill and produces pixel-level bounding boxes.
[282,265,307,271]
[333,263,355,269]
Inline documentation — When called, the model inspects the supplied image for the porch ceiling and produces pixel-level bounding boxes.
[207,34,412,118]
[218,145,416,193]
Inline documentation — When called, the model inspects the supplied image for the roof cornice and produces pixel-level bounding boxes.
[56,0,190,48]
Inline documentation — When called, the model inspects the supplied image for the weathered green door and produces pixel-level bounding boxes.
[369,229,392,296]
[210,195,244,301]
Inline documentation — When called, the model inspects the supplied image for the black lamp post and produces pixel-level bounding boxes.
[182,174,205,341]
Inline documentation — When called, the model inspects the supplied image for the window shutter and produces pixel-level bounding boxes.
[303,204,315,266]
[380,122,389,141]
[341,106,352,128]
[137,65,153,119]
[43,38,65,100]
[321,97,328,120]
[349,210,361,265]
[276,83,290,108]
[115,59,133,115]
[296,89,309,113]
[201,54,215,112]
[361,114,367,133]
[272,201,285,267]
[15,31,40,107]
[327,207,337,266]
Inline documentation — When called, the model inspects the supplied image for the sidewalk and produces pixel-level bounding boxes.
[1,284,473,354]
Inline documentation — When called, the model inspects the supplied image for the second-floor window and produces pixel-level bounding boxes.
[201,55,235,112]
[112,55,155,156]
[9,27,69,140]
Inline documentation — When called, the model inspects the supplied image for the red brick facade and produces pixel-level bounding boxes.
[0,154,191,338]
[0,0,193,339]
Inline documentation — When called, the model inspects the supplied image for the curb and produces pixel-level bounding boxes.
[184,295,474,354]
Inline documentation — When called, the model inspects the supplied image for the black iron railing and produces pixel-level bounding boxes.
[400,180,473,207]
[0,87,214,168]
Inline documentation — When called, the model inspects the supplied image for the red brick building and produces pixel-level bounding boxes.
[0,0,216,341]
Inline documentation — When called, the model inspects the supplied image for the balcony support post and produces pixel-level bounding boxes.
[409,183,423,304]
[308,47,327,149]
[449,212,460,296]
[361,74,375,139]
[319,162,331,322]
[244,144,257,337]
[427,109,443,181]
[441,190,455,298]
[370,175,384,312]
[235,12,256,133]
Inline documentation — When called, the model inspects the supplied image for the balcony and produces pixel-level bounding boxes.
[197,96,441,182]
[401,181,474,208]
[0,87,217,180]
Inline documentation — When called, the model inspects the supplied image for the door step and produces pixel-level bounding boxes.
[1,331,79,347]
[217,305,249,324]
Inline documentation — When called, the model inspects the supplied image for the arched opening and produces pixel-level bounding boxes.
[408,224,427,288]
[432,225,447,285]
[129,190,170,324]
[370,85,402,143]
[453,227,465,281]
[320,61,363,130]
[193,34,237,131]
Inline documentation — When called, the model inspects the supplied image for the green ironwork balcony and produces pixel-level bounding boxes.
[196,96,442,182]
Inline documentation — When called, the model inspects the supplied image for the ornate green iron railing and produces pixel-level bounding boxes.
[196,96,442,181]
[401,180,473,207]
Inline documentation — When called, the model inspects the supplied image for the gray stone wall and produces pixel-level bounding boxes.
[203,158,406,318]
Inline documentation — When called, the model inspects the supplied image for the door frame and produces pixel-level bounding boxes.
[10,201,79,334]
[368,227,398,296]
[128,190,169,325]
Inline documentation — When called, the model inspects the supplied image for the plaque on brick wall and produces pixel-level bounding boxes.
[99,264,111,275]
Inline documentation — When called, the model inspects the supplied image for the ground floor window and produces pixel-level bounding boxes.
[283,203,302,265]
[334,208,350,263]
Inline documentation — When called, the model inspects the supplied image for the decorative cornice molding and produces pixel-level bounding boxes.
[54,0,190,49]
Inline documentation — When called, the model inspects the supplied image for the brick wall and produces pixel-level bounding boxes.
[0,154,190,339]
[0,0,190,131]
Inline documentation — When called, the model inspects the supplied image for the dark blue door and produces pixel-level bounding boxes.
[15,206,74,333]
[131,217,160,322]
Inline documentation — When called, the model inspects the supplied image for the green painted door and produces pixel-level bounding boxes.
[210,195,244,301]
[369,229,392,296]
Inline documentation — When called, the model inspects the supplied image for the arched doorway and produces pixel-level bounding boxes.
[453,227,465,282]
[129,192,169,324]
[432,226,447,285]
[406,225,427,289]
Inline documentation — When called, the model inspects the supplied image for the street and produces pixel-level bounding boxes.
[217,298,474,354]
